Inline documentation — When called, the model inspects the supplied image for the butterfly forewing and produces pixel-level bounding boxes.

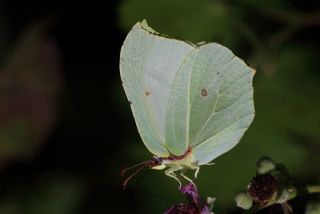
[120,21,194,157]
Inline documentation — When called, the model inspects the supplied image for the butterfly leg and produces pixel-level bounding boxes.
[204,162,215,166]
[165,168,182,188]
[194,166,200,178]
[180,169,194,184]
[181,173,194,184]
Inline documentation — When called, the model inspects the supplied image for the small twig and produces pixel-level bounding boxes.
[307,185,320,194]
[259,8,320,27]
[236,0,320,27]
[230,14,262,50]
[267,25,299,49]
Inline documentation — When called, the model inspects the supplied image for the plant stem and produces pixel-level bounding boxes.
[258,9,320,27]
[307,185,320,194]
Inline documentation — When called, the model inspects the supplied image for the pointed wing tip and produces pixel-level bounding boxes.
[251,68,257,76]
[131,19,157,34]
[140,19,148,28]
[120,19,154,56]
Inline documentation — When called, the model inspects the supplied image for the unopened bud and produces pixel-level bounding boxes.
[235,192,252,210]
[257,157,276,174]
[247,173,278,206]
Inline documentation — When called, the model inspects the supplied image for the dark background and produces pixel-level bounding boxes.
[0,0,319,213]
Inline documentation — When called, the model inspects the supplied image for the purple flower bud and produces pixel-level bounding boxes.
[163,183,213,214]
[164,202,199,214]
[180,183,199,204]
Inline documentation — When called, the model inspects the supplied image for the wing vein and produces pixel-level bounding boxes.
[194,112,253,149]
[193,88,252,145]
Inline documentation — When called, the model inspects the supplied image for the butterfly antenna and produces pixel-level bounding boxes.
[121,160,151,176]
[122,162,150,189]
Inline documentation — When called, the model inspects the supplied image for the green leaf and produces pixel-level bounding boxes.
[119,0,238,45]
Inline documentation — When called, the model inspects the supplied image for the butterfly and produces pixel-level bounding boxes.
[120,20,255,187]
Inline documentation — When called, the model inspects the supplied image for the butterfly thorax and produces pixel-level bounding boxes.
[150,147,198,170]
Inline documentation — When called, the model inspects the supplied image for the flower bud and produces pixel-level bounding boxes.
[257,157,276,174]
[164,183,214,214]
[247,173,278,206]
[235,192,253,210]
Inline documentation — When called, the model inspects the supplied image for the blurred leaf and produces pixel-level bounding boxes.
[0,3,10,65]
[23,176,83,214]
[0,20,62,168]
[256,45,320,138]
[0,120,30,157]
[240,0,292,10]
[119,0,240,46]
[0,175,83,214]
[0,200,22,214]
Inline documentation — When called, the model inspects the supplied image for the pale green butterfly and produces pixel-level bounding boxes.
[120,20,255,187]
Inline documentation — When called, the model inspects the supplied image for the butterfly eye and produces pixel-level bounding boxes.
[154,157,162,165]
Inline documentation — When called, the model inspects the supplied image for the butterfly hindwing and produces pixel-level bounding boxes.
[165,43,255,162]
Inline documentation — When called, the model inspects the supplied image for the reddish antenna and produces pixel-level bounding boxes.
[121,160,155,189]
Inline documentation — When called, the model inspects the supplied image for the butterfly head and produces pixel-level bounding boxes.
[149,156,166,170]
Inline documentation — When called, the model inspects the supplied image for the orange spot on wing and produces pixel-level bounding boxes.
[201,89,208,97]
[144,91,151,96]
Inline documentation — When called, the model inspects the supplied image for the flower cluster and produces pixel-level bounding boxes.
[235,157,297,212]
